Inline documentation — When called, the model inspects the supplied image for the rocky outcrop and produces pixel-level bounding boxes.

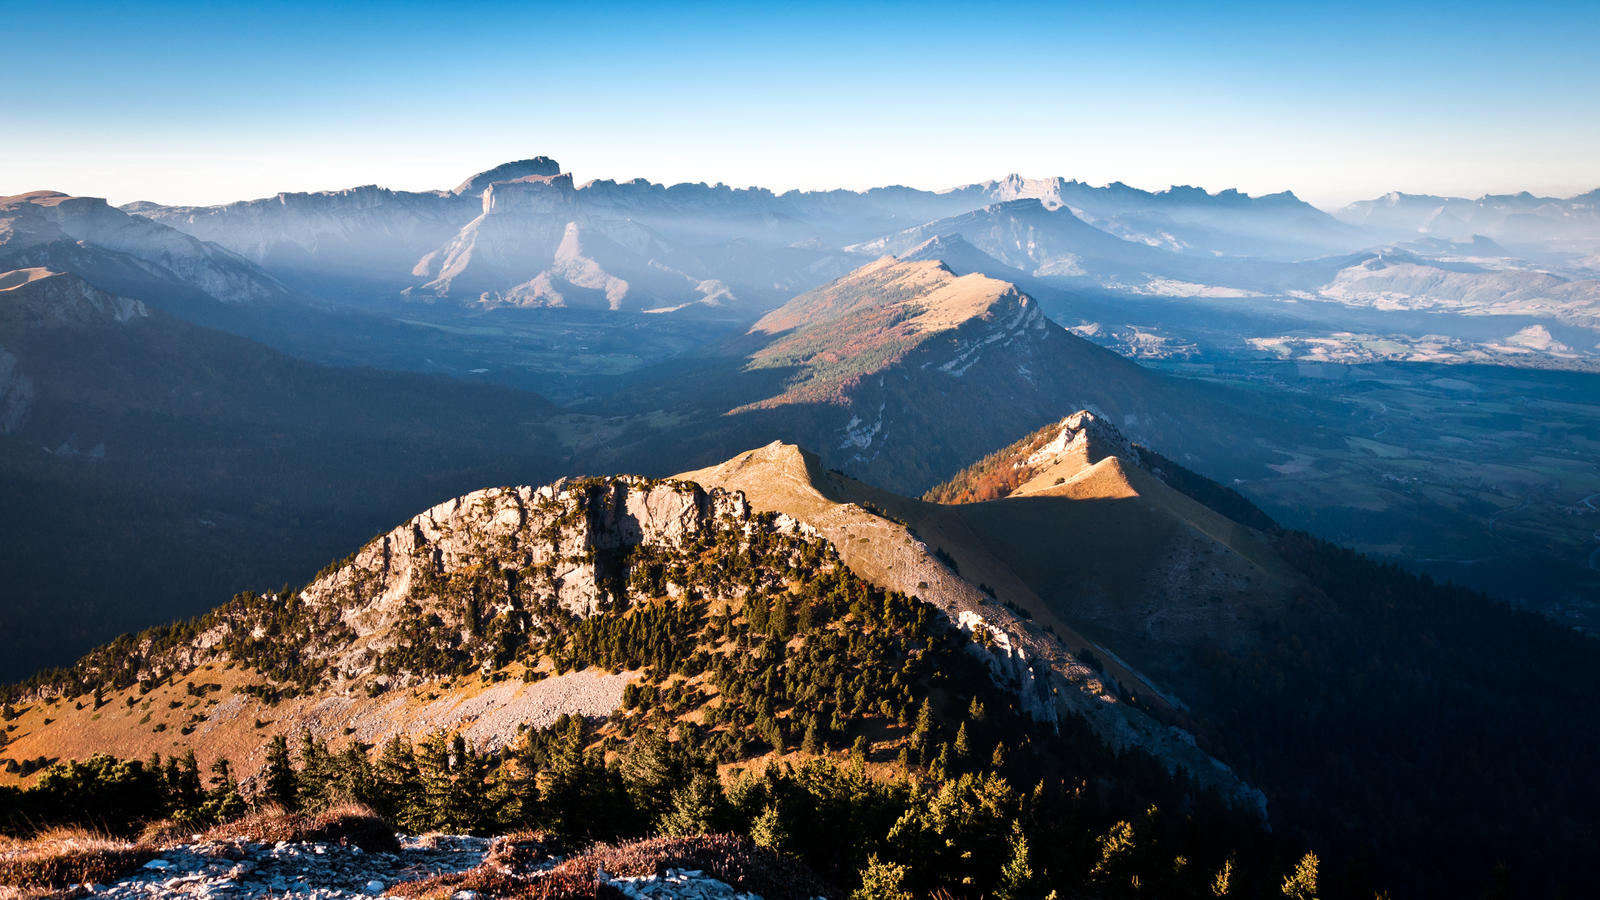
[285,477,753,679]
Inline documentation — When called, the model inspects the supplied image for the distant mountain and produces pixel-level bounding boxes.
[848,199,1311,297]
[1337,188,1600,250]
[1305,248,1600,327]
[970,175,1365,258]
[120,157,1374,315]
[120,158,564,295]
[409,174,729,312]
[851,199,1170,281]
[0,267,563,680]
[126,158,897,313]
[450,155,563,196]
[0,191,295,318]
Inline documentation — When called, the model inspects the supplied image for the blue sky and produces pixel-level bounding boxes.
[3,0,1597,208]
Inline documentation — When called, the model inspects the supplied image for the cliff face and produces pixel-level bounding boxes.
[412,175,580,297]
[138,185,473,287]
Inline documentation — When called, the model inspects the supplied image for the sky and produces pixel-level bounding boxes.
[3,0,1597,210]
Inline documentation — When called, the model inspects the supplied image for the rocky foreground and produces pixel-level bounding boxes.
[87,834,487,899]
[6,826,827,900]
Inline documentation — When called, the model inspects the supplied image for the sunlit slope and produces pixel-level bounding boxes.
[677,420,1298,694]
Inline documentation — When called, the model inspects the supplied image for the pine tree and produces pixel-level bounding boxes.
[851,854,914,900]
[911,698,936,753]
[1281,852,1319,900]
[750,802,790,854]
[200,757,246,824]
[295,731,336,811]
[802,719,825,755]
[769,597,792,638]
[953,722,972,762]
[1091,820,1136,881]
[416,732,491,834]
[169,750,204,812]
[620,730,677,819]
[928,743,951,782]
[333,743,374,805]
[1211,857,1234,897]
[540,715,596,842]
[261,735,297,809]
[374,737,422,829]
[658,770,725,837]
[995,827,1036,900]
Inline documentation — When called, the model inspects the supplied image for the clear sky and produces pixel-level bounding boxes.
[3,0,1597,210]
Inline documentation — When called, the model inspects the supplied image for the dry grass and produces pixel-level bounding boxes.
[391,867,626,900]
[393,834,833,900]
[197,803,399,853]
[0,826,151,890]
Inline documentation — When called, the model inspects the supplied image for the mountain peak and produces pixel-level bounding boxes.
[1021,409,1140,472]
[921,410,1145,505]
[451,156,563,196]
[0,190,74,208]
[749,256,1020,340]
